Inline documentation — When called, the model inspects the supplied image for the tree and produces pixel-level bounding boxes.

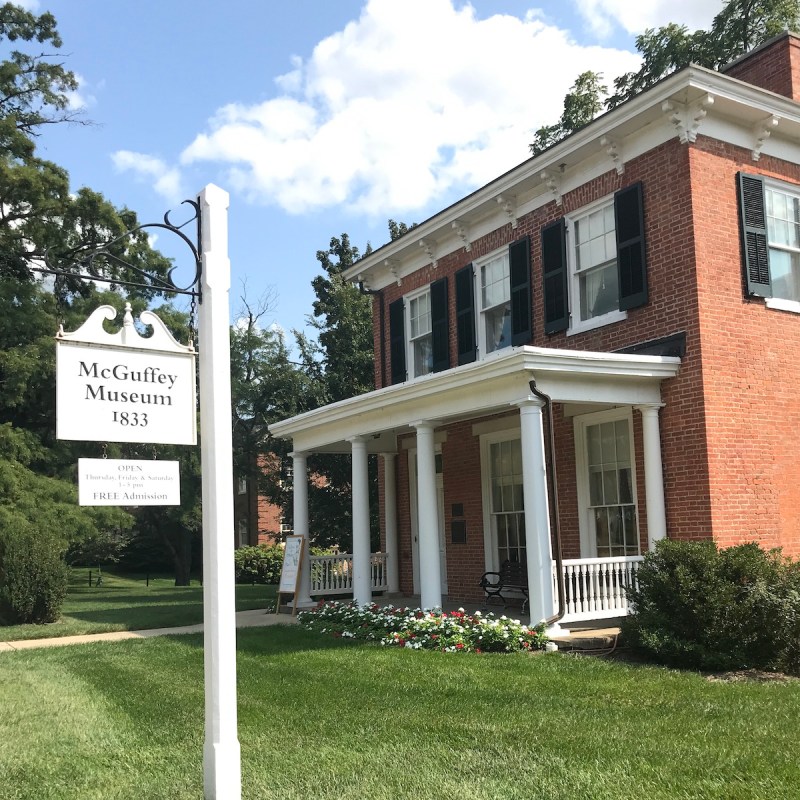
[530,71,607,155]
[531,0,800,150]
[0,4,195,600]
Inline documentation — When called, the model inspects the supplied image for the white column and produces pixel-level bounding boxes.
[635,403,667,550]
[350,437,372,606]
[290,451,314,608]
[197,184,241,800]
[415,422,442,610]
[518,398,560,633]
[382,453,400,593]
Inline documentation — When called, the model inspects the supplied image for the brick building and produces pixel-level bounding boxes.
[270,33,800,629]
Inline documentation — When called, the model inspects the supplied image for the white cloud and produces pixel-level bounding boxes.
[180,0,641,217]
[111,151,184,203]
[65,72,95,111]
[574,0,723,38]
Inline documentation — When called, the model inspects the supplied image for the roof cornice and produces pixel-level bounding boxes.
[344,64,800,289]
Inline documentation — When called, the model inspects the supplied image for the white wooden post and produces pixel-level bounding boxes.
[415,421,442,610]
[382,453,400,593]
[635,403,668,550]
[350,436,372,605]
[290,450,314,607]
[198,184,241,800]
[518,398,560,634]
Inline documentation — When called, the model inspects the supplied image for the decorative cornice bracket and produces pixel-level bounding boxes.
[419,238,438,268]
[496,194,519,228]
[384,258,401,286]
[662,94,714,144]
[540,170,562,206]
[752,115,779,161]
[600,135,624,175]
[452,220,472,252]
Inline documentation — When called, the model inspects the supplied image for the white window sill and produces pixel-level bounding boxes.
[765,297,800,314]
[567,309,627,336]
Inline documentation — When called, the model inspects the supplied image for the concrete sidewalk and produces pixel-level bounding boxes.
[0,608,297,652]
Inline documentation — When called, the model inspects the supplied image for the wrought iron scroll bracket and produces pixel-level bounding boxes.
[40,198,202,299]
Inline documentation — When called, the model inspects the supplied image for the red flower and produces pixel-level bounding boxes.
[455,643,464,650]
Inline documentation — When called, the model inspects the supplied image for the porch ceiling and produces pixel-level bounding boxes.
[268,346,680,454]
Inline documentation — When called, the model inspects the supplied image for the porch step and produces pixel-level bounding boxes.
[550,628,620,651]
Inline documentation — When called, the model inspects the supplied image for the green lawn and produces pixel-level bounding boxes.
[0,626,798,799]
[0,570,276,642]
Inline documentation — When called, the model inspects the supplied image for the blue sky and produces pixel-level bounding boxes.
[26,0,723,337]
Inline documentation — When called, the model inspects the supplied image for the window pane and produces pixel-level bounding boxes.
[589,468,603,505]
[414,336,432,376]
[623,506,637,546]
[580,262,619,320]
[484,303,511,353]
[603,469,618,504]
[619,467,633,504]
[587,425,601,465]
[600,422,616,463]
[769,248,800,303]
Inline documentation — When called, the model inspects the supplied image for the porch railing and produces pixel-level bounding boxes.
[309,552,388,596]
[553,556,643,622]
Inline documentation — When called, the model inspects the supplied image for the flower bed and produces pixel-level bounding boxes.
[297,601,548,653]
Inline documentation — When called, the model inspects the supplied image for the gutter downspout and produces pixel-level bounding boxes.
[358,282,385,389]
[529,379,566,627]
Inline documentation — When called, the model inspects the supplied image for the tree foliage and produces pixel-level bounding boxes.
[530,0,800,152]
[530,71,607,156]
[0,4,199,606]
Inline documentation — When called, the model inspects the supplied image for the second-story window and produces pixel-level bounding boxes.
[542,182,648,336]
[572,200,620,324]
[408,288,433,377]
[479,251,511,355]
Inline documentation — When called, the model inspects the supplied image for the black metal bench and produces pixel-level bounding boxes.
[479,560,528,612]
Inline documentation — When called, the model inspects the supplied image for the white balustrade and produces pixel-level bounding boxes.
[310,552,388,597]
[551,556,643,622]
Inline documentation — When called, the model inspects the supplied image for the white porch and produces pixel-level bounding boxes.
[308,551,642,625]
[269,345,679,632]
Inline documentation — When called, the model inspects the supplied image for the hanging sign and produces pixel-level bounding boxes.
[56,304,197,445]
[78,458,181,506]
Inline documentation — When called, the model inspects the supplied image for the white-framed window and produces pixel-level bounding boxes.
[237,519,249,548]
[406,287,433,377]
[574,409,639,558]
[279,520,293,535]
[237,476,247,495]
[480,429,525,570]
[478,250,511,355]
[568,196,626,333]
[765,182,800,307]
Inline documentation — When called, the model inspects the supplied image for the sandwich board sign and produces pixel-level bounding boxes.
[277,535,306,615]
[56,303,196,446]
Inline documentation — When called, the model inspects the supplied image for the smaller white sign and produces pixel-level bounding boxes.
[78,458,181,506]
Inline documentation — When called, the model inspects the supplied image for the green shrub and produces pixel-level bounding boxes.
[234,544,284,584]
[0,523,69,624]
[623,540,800,674]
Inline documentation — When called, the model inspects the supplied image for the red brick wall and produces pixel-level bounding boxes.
[723,32,800,101]
[688,137,800,556]
[375,138,714,550]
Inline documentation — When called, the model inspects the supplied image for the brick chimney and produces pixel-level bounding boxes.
[722,31,800,101]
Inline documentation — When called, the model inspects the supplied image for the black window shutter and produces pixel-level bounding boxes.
[389,298,406,384]
[542,218,569,334]
[455,264,477,365]
[615,182,648,311]
[737,172,772,298]
[509,236,532,346]
[430,277,450,373]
